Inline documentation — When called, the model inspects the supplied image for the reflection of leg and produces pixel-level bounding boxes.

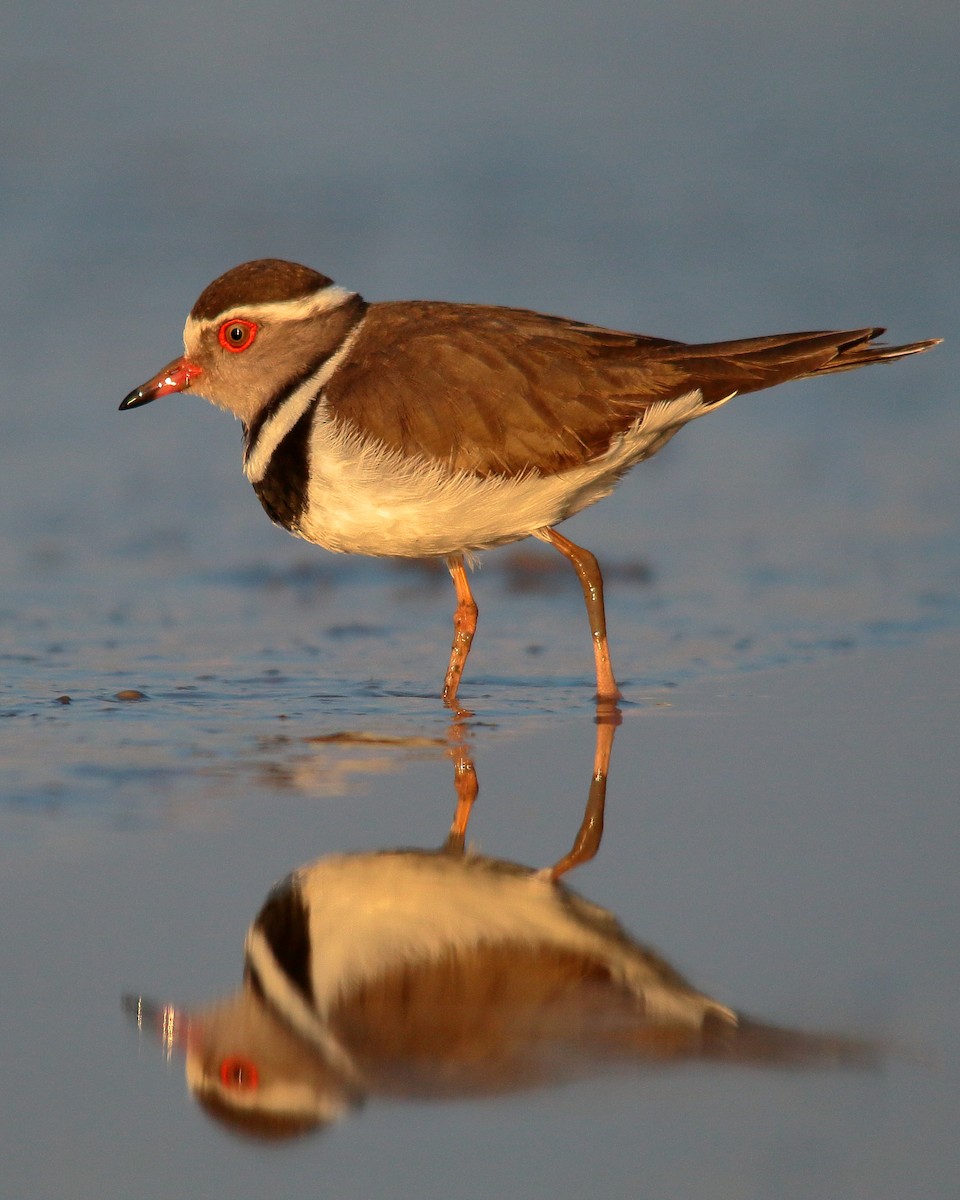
[547,700,621,881]
[443,713,478,854]
[444,748,478,854]
[540,527,622,701]
[442,554,479,706]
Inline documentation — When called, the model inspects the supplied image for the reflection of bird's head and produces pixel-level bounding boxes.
[125,985,359,1141]
[184,985,361,1140]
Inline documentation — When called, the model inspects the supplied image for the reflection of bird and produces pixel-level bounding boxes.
[127,849,876,1139]
[119,260,938,704]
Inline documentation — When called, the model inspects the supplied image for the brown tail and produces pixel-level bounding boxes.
[613,1008,884,1069]
[699,1010,884,1069]
[653,328,940,404]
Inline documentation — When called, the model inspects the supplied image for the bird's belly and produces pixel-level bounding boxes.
[293,435,626,559]
[272,393,714,559]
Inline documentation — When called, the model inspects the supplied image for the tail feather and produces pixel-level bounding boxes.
[610,1007,883,1069]
[653,328,940,404]
[700,1010,884,1069]
[808,329,941,374]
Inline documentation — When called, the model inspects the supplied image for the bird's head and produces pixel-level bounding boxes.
[119,259,365,427]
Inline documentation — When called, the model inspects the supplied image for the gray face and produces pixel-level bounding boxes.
[180,288,365,427]
[179,308,348,425]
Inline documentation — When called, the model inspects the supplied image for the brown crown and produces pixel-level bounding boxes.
[190,259,335,321]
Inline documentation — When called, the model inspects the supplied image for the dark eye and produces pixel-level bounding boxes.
[219,1055,260,1090]
[218,319,258,353]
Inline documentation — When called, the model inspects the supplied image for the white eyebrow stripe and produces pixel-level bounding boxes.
[183,285,359,342]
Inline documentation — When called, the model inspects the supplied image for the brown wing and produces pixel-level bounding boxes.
[323,302,938,478]
[323,302,685,477]
[326,940,713,1098]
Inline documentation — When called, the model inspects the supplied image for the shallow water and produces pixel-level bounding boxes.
[3,644,959,1198]
[3,1,959,1196]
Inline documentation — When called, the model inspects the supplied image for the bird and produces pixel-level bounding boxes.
[125,846,877,1139]
[120,259,938,704]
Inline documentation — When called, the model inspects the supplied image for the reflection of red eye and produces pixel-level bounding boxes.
[219,1055,260,1090]
[218,319,258,352]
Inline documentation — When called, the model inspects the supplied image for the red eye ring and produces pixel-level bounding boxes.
[219,1055,260,1090]
[218,319,258,353]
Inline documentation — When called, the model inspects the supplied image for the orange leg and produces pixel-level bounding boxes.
[441,554,479,707]
[541,528,622,702]
[548,700,621,881]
